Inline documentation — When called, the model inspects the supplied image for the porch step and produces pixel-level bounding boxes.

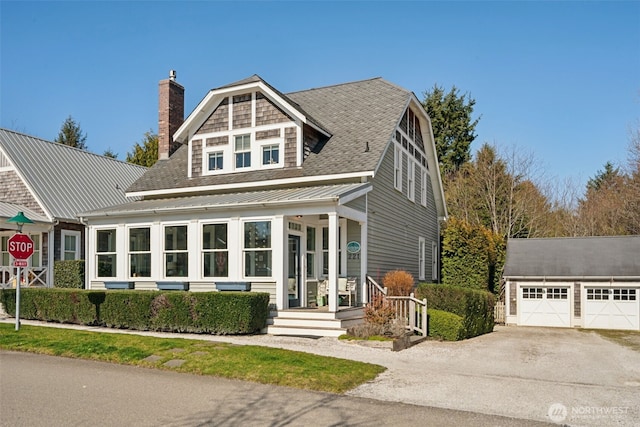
[266,308,364,337]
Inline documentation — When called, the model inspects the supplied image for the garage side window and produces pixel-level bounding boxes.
[522,288,543,299]
[587,288,609,300]
[546,288,567,299]
[613,289,636,301]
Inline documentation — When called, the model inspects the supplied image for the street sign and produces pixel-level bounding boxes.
[8,233,34,260]
[13,260,27,267]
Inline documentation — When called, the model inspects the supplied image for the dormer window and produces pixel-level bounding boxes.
[235,134,251,169]
[262,144,280,165]
[208,152,224,171]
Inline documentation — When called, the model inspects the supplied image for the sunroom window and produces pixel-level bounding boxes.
[164,225,188,277]
[244,221,271,277]
[235,134,251,169]
[96,229,117,278]
[129,227,151,277]
[203,223,228,277]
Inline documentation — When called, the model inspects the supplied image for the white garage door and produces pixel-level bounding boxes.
[519,286,571,327]
[584,288,639,330]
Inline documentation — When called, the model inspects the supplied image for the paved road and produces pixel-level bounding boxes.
[0,350,549,427]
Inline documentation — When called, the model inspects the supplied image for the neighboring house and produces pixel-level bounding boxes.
[81,72,447,335]
[503,236,640,331]
[0,129,147,288]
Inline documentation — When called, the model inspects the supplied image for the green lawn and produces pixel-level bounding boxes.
[0,323,385,393]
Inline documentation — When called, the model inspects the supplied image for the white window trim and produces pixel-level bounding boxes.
[421,169,428,207]
[418,237,426,281]
[206,150,225,172]
[407,159,415,202]
[61,230,81,261]
[95,227,117,279]
[201,221,230,279]
[394,144,403,191]
[163,223,189,278]
[242,218,273,280]
[260,140,284,169]
[234,133,252,170]
[127,225,152,279]
[431,241,438,281]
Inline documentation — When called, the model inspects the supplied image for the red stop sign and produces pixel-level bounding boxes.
[8,233,34,260]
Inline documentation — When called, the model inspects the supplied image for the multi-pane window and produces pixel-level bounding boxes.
[129,228,151,277]
[62,230,80,260]
[164,225,188,277]
[306,226,316,278]
[244,221,271,277]
[613,289,636,301]
[262,144,279,165]
[29,234,41,267]
[546,288,568,299]
[208,152,224,171]
[522,288,543,299]
[235,134,251,168]
[421,170,428,207]
[587,288,609,300]
[418,237,426,281]
[96,229,117,278]
[394,145,402,191]
[203,223,228,277]
[321,226,342,276]
[407,160,415,201]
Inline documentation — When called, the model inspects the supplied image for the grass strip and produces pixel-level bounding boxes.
[0,323,385,393]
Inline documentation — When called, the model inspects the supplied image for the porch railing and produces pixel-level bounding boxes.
[366,275,428,336]
[0,266,47,288]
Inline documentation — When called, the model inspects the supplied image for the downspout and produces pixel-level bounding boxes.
[48,220,58,288]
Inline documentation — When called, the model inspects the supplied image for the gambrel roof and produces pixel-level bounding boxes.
[504,236,640,279]
[127,77,437,192]
[0,128,147,222]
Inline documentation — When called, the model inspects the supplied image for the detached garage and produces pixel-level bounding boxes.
[503,236,640,331]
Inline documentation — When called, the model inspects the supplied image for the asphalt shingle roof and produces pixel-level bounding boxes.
[127,77,412,193]
[503,236,640,278]
[0,128,147,221]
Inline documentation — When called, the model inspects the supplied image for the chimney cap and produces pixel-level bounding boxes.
[169,70,177,81]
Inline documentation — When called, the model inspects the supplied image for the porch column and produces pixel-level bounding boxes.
[327,212,339,312]
[360,219,367,305]
[273,215,286,311]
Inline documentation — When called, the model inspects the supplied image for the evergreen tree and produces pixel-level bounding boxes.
[422,84,479,174]
[126,131,158,167]
[103,148,118,159]
[55,115,88,150]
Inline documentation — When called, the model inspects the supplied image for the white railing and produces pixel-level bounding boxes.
[0,266,48,288]
[366,275,428,336]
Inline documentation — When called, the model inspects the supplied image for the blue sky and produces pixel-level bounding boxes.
[1,1,639,193]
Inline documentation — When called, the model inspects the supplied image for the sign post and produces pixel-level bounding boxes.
[6,212,35,331]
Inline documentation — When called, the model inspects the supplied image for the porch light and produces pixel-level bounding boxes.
[6,211,33,232]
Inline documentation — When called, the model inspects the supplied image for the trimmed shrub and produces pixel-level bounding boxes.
[0,288,270,335]
[382,270,414,296]
[417,283,495,339]
[427,309,465,341]
[54,260,85,288]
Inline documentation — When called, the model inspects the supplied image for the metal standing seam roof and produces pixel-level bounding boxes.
[126,77,412,193]
[503,236,640,278]
[0,128,148,222]
[0,201,50,223]
[79,182,371,217]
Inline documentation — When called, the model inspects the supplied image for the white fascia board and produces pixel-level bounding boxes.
[173,81,330,144]
[410,94,448,219]
[338,184,372,205]
[126,171,374,198]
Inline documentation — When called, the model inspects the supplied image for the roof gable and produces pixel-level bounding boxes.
[504,236,640,278]
[0,128,147,222]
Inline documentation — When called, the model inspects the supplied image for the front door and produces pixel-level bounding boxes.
[288,235,301,308]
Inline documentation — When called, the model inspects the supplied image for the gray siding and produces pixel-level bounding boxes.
[344,196,366,212]
[367,144,439,283]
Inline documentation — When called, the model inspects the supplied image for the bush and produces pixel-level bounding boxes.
[0,288,270,335]
[382,270,414,296]
[364,293,396,326]
[416,283,495,339]
[54,260,85,288]
[427,309,465,341]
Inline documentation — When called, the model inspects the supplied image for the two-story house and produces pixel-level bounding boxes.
[0,129,147,288]
[81,72,447,335]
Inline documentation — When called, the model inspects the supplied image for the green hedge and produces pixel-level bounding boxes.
[427,309,464,341]
[0,288,269,335]
[417,283,494,339]
[54,260,85,288]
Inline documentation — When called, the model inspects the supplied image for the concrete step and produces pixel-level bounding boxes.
[266,324,346,338]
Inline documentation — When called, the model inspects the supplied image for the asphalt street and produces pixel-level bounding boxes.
[0,350,550,427]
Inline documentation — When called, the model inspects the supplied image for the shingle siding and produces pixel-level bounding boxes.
[191,140,202,177]
[256,92,292,126]
[196,98,229,134]
[284,127,297,168]
[0,170,47,216]
[232,93,252,129]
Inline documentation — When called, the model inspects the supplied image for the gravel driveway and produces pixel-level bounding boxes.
[3,317,639,426]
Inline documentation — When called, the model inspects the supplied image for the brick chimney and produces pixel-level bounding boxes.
[158,70,184,160]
